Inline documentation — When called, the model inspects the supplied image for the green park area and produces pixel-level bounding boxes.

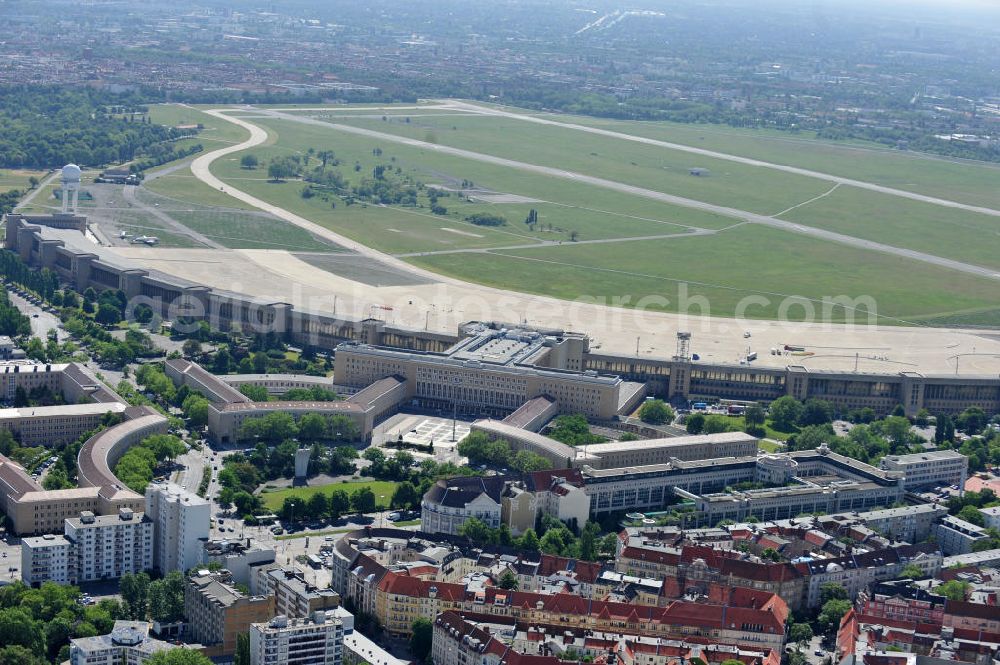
[260,479,399,512]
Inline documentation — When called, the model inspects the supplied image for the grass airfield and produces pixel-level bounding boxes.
[96,101,1000,350]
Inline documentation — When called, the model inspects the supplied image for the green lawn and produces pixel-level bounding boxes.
[412,225,1000,323]
[758,439,785,453]
[276,528,353,540]
[260,479,399,511]
[142,105,1000,327]
[0,168,47,191]
[469,103,1000,211]
[322,113,835,216]
[780,185,1000,271]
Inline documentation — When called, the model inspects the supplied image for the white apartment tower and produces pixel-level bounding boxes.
[250,612,344,665]
[145,481,211,574]
[64,509,154,582]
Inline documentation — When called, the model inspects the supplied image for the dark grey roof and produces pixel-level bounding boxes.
[425,475,508,508]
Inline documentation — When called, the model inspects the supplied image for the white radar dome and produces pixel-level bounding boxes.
[61,164,82,182]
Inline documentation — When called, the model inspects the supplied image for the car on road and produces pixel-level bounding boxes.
[387,512,401,521]
[323,536,334,542]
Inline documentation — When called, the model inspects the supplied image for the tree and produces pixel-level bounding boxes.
[148,572,185,624]
[498,570,519,590]
[820,582,849,605]
[213,348,233,374]
[307,492,330,520]
[817,599,852,634]
[182,339,202,358]
[789,623,813,646]
[957,406,988,435]
[182,394,209,428]
[510,449,552,473]
[685,412,705,434]
[459,517,497,544]
[351,487,376,514]
[744,404,766,429]
[391,481,420,510]
[769,396,804,430]
[95,302,123,325]
[578,521,600,561]
[898,564,925,580]
[935,414,955,444]
[638,399,675,425]
[0,645,45,665]
[800,398,834,426]
[410,617,433,663]
[329,490,351,519]
[239,384,270,402]
[240,154,258,170]
[119,572,151,620]
[281,498,304,523]
[517,528,540,552]
[218,486,234,512]
[721,660,744,665]
[146,649,215,665]
[298,413,329,441]
[233,491,258,516]
[235,632,250,665]
[0,607,43,654]
[957,505,986,526]
[935,580,970,601]
[880,416,913,452]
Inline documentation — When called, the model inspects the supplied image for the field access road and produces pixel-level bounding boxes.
[444,100,1000,221]
[238,107,1000,282]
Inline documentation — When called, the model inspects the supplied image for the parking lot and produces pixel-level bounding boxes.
[0,533,21,581]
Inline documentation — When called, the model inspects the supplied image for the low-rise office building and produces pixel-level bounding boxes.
[585,446,904,524]
[165,359,406,443]
[880,450,968,491]
[471,419,758,469]
[249,612,344,665]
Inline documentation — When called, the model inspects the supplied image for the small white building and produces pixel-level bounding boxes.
[70,621,178,665]
[250,612,344,665]
[145,481,211,574]
[980,505,1000,530]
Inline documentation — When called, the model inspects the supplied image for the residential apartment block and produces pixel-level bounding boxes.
[21,533,73,586]
[65,509,154,583]
[934,515,990,555]
[185,570,274,657]
[249,612,344,665]
[21,509,153,586]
